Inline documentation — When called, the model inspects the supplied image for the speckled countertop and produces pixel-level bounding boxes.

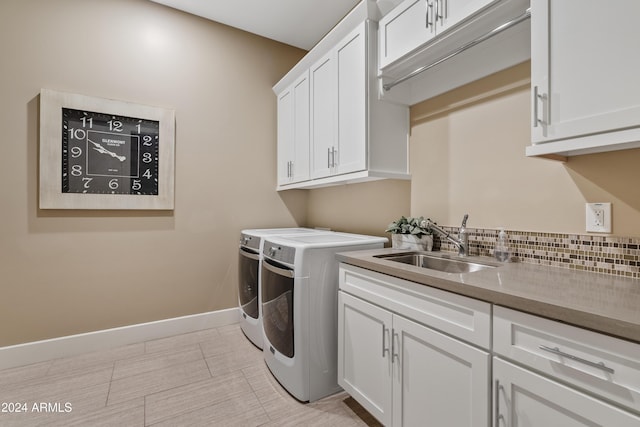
[337,248,640,344]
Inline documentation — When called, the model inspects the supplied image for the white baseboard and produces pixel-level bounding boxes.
[0,308,239,371]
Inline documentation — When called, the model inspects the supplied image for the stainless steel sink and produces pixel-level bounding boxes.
[375,252,497,274]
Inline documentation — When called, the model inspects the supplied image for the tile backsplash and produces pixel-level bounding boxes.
[434,227,640,278]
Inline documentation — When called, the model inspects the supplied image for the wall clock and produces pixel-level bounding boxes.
[39,89,175,209]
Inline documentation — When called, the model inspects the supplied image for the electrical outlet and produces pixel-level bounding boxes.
[586,203,611,233]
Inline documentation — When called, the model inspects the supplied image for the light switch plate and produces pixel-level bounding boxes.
[586,203,611,233]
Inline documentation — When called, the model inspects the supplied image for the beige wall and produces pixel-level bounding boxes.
[307,180,411,236]
[310,61,640,237]
[0,0,308,346]
[410,61,640,235]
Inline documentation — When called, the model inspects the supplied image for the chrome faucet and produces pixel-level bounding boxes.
[421,214,469,257]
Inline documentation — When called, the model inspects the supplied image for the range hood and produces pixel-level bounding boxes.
[378,0,531,106]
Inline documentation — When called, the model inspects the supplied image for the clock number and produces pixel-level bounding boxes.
[109,179,119,190]
[80,116,93,128]
[71,165,82,176]
[142,135,153,146]
[132,180,142,191]
[69,128,86,140]
[108,120,123,132]
[82,177,93,188]
[142,169,152,179]
[70,146,82,158]
[142,152,153,163]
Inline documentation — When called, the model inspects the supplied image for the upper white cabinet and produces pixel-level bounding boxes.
[277,71,310,186]
[378,0,494,69]
[526,0,640,158]
[378,0,530,105]
[311,23,368,179]
[273,2,410,191]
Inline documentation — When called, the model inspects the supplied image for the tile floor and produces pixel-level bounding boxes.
[0,324,381,426]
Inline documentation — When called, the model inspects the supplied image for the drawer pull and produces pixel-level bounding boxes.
[539,345,615,374]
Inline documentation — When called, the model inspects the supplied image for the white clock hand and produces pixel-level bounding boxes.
[89,140,127,162]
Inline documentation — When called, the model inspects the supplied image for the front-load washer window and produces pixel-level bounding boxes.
[261,259,295,358]
[238,248,260,319]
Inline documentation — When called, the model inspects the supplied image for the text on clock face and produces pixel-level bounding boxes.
[61,108,160,195]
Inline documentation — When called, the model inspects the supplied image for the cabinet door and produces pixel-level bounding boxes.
[437,0,494,34]
[277,74,310,186]
[393,315,490,427]
[336,23,367,175]
[531,0,640,144]
[291,72,310,182]
[338,291,393,426]
[310,50,337,179]
[379,0,434,69]
[276,87,294,186]
[494,358,640,427]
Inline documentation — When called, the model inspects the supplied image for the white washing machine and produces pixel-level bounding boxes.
[238,228,330,349]
[260,232,387,402]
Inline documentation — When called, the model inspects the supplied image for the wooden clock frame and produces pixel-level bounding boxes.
[39,88,175,210]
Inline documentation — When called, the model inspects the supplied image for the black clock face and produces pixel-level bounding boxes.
[61,108,159,195]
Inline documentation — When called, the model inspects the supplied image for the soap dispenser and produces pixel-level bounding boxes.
[494,228,511,262]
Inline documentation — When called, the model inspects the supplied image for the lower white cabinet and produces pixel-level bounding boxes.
[338,263,640,427]
[338,291,393,425]
[338,267,491,427]
[493,358,640,427]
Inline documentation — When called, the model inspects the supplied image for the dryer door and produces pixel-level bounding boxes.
[238,247,260,319]
[261,259,295,358]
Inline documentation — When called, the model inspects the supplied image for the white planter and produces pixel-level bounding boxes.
[391,234,433,251]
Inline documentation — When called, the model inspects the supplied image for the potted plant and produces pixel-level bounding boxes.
[385,216,433,251]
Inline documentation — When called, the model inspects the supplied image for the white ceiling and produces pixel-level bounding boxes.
[149,0,362,50]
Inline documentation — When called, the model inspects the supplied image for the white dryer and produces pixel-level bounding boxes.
[260,232,387,402]
[238,228,330,349]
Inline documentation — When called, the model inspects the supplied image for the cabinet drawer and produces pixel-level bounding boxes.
[494,305,640,413]
[339,264,491,349]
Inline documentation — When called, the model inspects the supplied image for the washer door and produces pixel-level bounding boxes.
[261,259,295,358]
[238,247,260,319]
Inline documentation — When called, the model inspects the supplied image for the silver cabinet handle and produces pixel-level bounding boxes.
[289,161,293,177]
[425,1,433,29]
[494,379,504,426]
[533,85,538,127]
[539,345,615,374]
[332,147,338,167]
[533,86,547,128]
[327,147,331,168]
[435,0,442,22]
[382,324,390,358]
[391,330,399,362]
[425,0,430,28]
